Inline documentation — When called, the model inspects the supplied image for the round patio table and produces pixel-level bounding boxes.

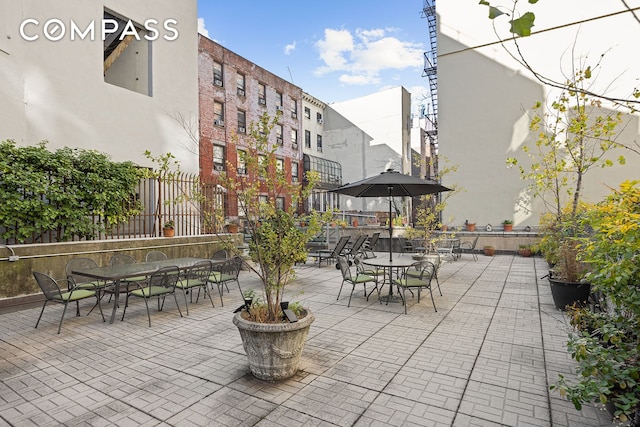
[363,257,416,303]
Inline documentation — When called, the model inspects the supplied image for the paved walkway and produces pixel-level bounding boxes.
[0,253,617,426]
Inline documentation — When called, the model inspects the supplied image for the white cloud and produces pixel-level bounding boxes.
[314,27,424,86]
[197,17,209,37]
[284,42,296,55]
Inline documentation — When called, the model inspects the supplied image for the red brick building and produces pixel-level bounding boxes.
[198,35,303,220]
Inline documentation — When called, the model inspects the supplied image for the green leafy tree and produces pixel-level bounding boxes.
[217,112,332,323]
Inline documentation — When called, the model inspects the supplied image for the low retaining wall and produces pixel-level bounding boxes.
[0,234,242,308]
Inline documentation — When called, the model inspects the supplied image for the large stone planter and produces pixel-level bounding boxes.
[233,309,315,381]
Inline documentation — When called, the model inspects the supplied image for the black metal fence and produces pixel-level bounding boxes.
[0,172,226,244]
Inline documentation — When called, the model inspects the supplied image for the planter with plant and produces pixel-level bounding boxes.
[217,112,331,381]
[551,181,640,425]
[465,220,476,232]
[502,219,513,232]
[483,245,495,256]
[518,244,533,257]
[162,220,175,237]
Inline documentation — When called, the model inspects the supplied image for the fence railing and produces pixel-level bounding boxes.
[0,172,226,245]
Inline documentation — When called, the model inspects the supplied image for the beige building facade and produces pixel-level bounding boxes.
[0,0,200,172]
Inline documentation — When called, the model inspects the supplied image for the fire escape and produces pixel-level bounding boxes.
[421,0,438,150]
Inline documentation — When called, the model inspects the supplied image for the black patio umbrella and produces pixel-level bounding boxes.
[330,169,452,261]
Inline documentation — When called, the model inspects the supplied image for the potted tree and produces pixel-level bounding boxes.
[162,220,175,237]
[218,112,331,381]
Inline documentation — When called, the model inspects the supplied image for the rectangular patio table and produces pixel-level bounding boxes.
[72,257,211,324]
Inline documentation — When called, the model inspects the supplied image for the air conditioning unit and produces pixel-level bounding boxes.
[237,168,247,175]
[214,164,224,171]
[276,105,283,111]
[292,142,298,149]
[258,98,266,105]
[214,119,225,126]
[214,79,223,86]
[238,126,246,133]
[291,112,297,119]
[237,88,245,96]
[292,177,298,182]
[317,118,323,124]
[276,137,283,144]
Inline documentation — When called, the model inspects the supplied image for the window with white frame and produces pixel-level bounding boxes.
[316,112,323,123]
[276,92,283,111]
[304,107,311,119]
[258,83,266,105]
[292,162,299,182]
[276,158,284,172]
[236,73,245,96]
[213,61,223,86]
[317,134,323,152]
[213,145,225,171]
[237,149,247,175]
[305,130,311,148]
[276,124,283,144]
[291,129,298,147]
[214,101,224,126]
[290,99,298,118]
[237,110,246,133]
[276,197,285,211]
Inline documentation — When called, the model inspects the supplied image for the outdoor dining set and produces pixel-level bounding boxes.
[33,250,243,334]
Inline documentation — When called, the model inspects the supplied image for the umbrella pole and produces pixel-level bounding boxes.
[388,186,393,262]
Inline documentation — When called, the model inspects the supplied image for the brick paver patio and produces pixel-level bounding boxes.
[0,253,617,426]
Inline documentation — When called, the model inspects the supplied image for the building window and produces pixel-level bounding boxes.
[276,92,283,111]
[317,134,323,152]
[237,199,246,217]
[276,124,283,145]
[237,149,247,175]
[213,61,223,87]
[291,129,298,147]
[213,145,225,171]
[292,162,299,182]
[316,112,323,123]
[103,9,152,96]
[236,73,245,96]
[258,83,266,105]
[305,130,311,148]
[214,101,224,126]
[276,158,284,172]
[276,197,285,211]
[258,154,267,177]
[237,110,246,133]
[291,100,298,119]
[304,107,311,119]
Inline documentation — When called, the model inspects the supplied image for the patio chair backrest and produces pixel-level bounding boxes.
[184,260,213,283]
[145,250,168,262]
[147,265,181,290]
[348,235,368,254]
[65,257,99,287]
[211,249,228,260]
[110,254,137,266]
[33,271,64,300]
[366,232,380,249]
[337,256,353,281]
[330,236,351,257]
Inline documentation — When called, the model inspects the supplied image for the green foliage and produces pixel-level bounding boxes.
[0,140,143,242]
[550,181,640,423]
[218,112,332,323]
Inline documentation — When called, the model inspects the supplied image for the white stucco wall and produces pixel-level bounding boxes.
[330,86,412,175]
[0,0,199,172]
[438,31,640,229]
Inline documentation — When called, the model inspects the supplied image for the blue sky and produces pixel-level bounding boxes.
[197,1,431,112]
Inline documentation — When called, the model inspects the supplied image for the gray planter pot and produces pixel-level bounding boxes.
[233,309,315,381]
